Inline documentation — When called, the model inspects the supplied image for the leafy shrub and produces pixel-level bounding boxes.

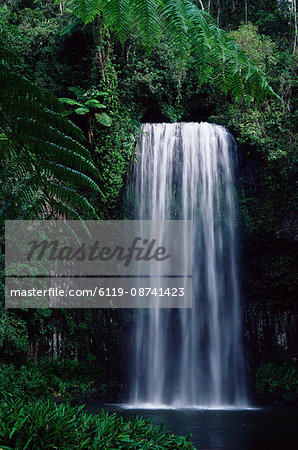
[36,359,101,401]
[0,399,194,449]
[0,361,194,448]
[0,360,101,403]
[0,363,50,402]
[256,361,298,404]
[0,309,28,359]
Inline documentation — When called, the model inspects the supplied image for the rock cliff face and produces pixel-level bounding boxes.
[241,228,297,362]
[237,148,297,402]
[244,304,298,370]
[239,206,297,402]
[240,231,297,404]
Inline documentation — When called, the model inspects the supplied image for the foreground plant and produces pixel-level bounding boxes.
[0,47,103,222]
[69,0,276,101]
[0,398,195,449]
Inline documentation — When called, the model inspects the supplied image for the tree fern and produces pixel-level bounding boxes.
[69,0,276,100]
[102,0,131,42]
[129,0,162,49]
[0,47,103,223]
[69,0,104,24]
[157,0,189,67]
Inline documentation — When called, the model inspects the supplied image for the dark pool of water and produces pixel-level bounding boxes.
[86,402,298,449]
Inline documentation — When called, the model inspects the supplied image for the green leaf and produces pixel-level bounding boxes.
[68,0,275,100]
[84,99,106,108]
[95,112,112,127]
[0,47,102,221]
[59,98,84,107]
[74,107,89,115]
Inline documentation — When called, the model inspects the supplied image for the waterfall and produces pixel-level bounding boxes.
[127,122,247,408]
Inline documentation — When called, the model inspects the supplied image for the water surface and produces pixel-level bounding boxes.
[86,402,298,450]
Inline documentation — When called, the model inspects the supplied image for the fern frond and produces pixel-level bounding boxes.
[46,162,103,194]
[158,0,189,66]
[45,200,85,220]
[102,0,131,42]
[69,0,104,24]
[68,0,276,100]
[0,47,103,222]
[130,0,161,49]
[48,183,98,218]
[0,47,20,65]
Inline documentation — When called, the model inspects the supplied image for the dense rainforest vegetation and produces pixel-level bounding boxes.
[0,0,297,447]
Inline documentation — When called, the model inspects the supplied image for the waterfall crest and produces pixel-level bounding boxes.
[127,122,247,408]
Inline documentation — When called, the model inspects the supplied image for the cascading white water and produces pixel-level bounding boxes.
[127,122,247,408]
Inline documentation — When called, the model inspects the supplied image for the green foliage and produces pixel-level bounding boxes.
[211,23,296,160]
[256,361,298,404]
[0,0,68,92]
[93,109,138,217]
[228,23,277,73]
[0,47,103,221]
[0,360,100,403]
[209,23,297,242]
[0,363,50,402]
[0,0,296,411]
[0,359,194,449]
[0,310,28,358]
[118,33,186,122]
[69,0,275,100]
[82,32,141,217]
[96,111,112,127]
[0,399,195,449]
[60,89,112,126]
